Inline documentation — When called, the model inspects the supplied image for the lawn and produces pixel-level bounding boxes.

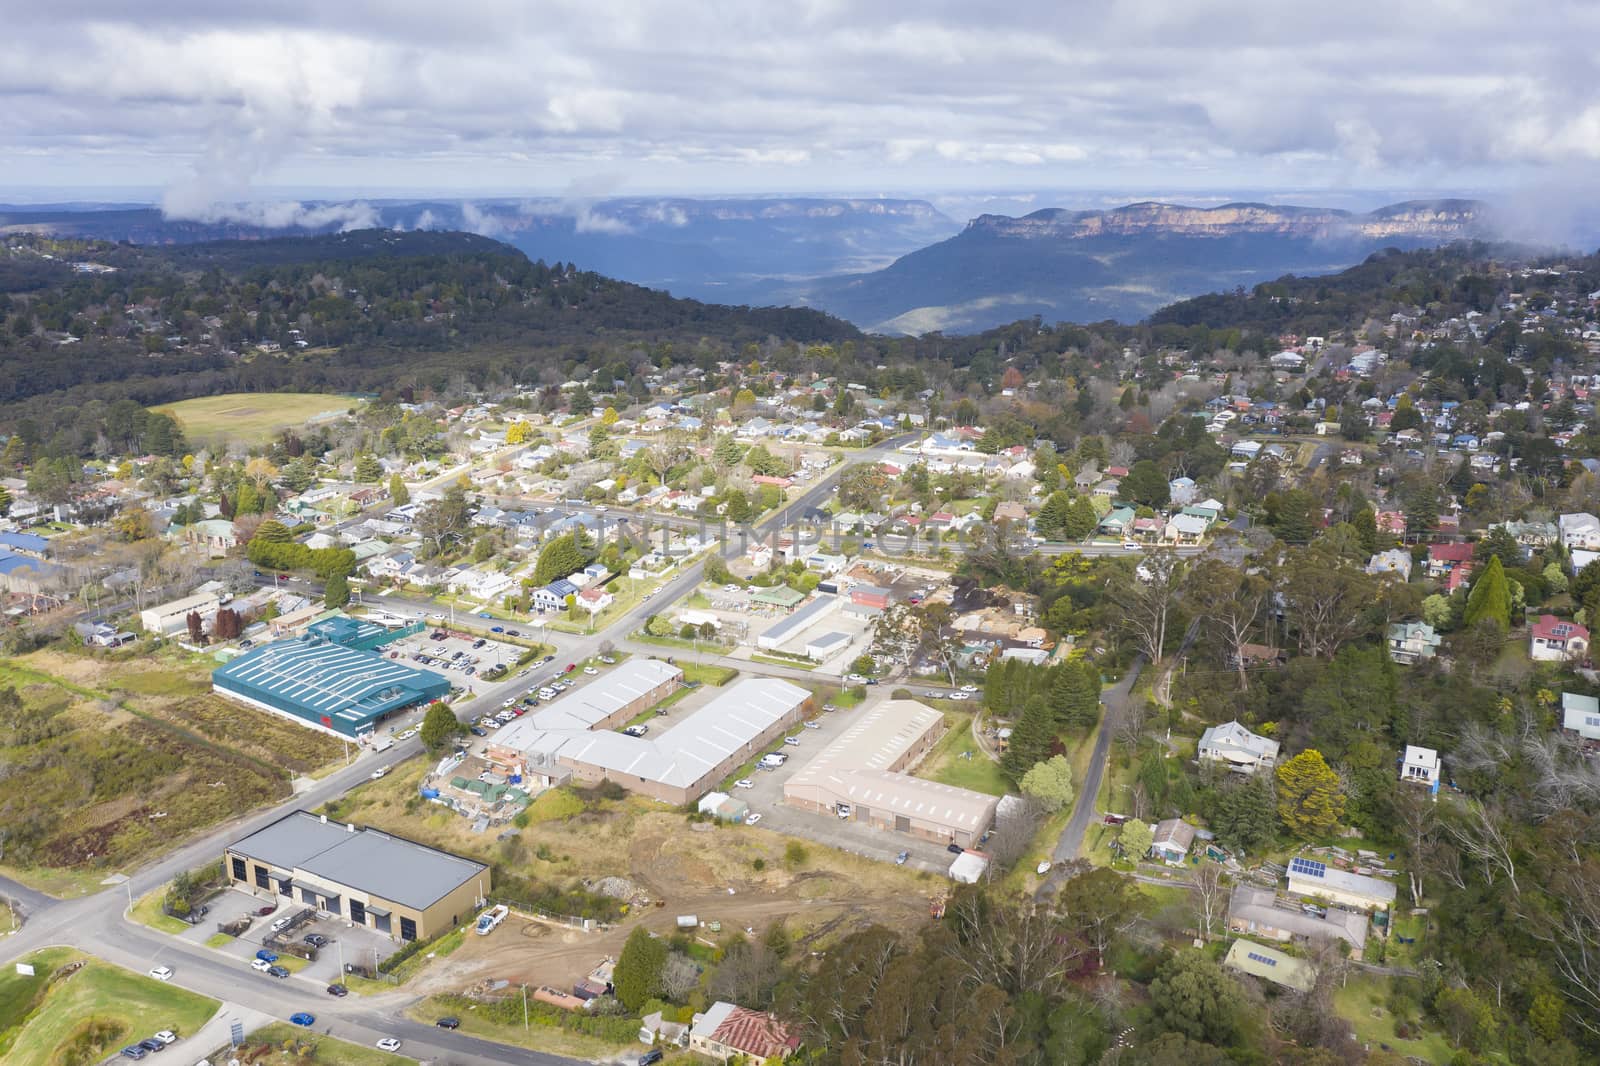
[204,932,235,948]
[1,951,218,1066]
[680,662,739,686]
[919,713,1010,796]
[752,654,816,671]
[1333,974,1455,1064]
[152,392,353,447]
[404,996,635,1061]
[129,887,190,934]
[518,787,585,824]
[237,1023,411,1066]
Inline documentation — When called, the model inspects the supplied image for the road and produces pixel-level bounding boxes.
[1036,657,1144,900]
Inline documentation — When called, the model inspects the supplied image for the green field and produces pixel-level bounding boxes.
[152,392,352,446]
[1333,975,1454,1063]
[0,950,218,1066]
[921,713,1011,796]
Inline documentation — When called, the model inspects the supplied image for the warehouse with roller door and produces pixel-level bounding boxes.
[784,699,1000,846]
[212,629,449,737]
[224,810,488,941]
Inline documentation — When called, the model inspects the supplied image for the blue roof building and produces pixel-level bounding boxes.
[0,531,50,557]
[305,614,421,652]
[212,634,449,737]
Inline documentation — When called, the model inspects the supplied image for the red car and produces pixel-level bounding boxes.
[565,663,576,673]
[257,905,276,916]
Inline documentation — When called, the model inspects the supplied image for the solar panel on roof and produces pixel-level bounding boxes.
[1246,951,1278,967]
[1289,857,1326,878]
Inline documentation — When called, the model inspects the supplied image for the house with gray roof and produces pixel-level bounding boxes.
[1197,720,1280,774]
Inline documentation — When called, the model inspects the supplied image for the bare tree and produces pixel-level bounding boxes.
[1185,557,1268,692]
[945,891,1089,996]
[1111,548,1185,667]
[1188,862,1229,942]
[1444,801,1519,898]
[1392,788,1438,905]
[1531,858,1600,1036]
[984,797,1044,875]
[658,952,701,1002]
[1277,544,1377,658]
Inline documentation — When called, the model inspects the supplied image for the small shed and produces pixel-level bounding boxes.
[948,850,989,884]
[1151,818,1197,863]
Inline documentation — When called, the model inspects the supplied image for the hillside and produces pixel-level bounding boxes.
[792,199,1496,332]
[0,229,858,425]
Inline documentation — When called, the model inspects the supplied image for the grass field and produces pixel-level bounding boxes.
[1333,975,1453,1064]
[129,887,190,934]
[239,1023,411,1066]
[404,997,629,1060]
[0,649,343,894]
[921,713,1010,796]
[0,950,218,1066]
[153,392,352,447]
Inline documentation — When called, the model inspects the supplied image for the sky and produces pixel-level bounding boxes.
[5,1,1600,215]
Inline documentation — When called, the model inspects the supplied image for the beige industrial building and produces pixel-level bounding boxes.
[224,810,489,942]
[784,699,1000,846]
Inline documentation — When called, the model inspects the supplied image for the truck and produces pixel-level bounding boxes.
[370,736,395,753]
[475,904,509,936]
[675,915,699,930]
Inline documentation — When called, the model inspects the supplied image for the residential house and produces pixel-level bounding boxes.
[1168,476,1198,505]
[532,578,579,613]
[1231,440,1263,460]
[1386,621,1442,665]
[1285,855,1396,912]
[1560,512,1600,552]
[1092,478,1121,499]
[1374,510,1407,537]
[1426,542,1474,579]
[576,585,614,614]
[1491,520,1555,551]
[1560,692,1600,746]
[1227,885,1367,959]
[1223,940,1316,993]
[1530,614,1590,662]
[1197,721,1280,774]
[1150,818,1196,863]
[1366,549,1413,582]
[1163,512,1209,544]
[1400,745,1440,788]
[1099,506,1136,536]
[688,1002,799,1065]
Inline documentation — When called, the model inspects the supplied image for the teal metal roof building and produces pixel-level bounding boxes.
[305,614,421,652]
[212,633,448,736]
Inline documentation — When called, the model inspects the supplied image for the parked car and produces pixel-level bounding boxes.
[583,666,599,675]
[469,726,487,737]
[734,779,755,789]
[639,1051,665,1066]
[137,1038,164,1054]
[947,843,965,854]
[802,720,821,730]
[895,851,910,865]
[149,965,173,981]
[256,905,276,916]
[289,1013,315,1027]
[436,1017,461,1029]
[746,813,763,826]
[599,655,616,664]
[565,663,576,672]
[250,958,271,973]
[623,724,649,737]
[303,933,328,948]
[376,1038,403,1052]
[119,1045,148,1060]
[370,766,389,780]
[327,983,349,997]
[267,965,291,978]
[255,950,278,963]
[1036,860,1053,875]
[783,735,801,746]
[152,1031,177,1046]
[490,626,504,633]
[948,692,971,701]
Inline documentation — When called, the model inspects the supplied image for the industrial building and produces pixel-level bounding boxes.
[756,594,838,650]
[521,658,682,732]
[784,699,1000,847]
[491,676,812,805]
[224,810,489,941]
[212,632,450,737]
[141,590,224,636]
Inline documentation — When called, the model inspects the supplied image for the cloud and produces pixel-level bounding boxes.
[4,1,1600,202]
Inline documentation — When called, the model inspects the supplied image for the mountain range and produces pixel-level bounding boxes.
[0,196,1502,333]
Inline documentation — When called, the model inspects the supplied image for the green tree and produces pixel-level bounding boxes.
[1275,749,1345,839]
[1208,776,1276,853]
[1063,496,1099,540]
[419,701,464,755]
[0,483,11,516]
[1123,460,1171,508]
[254,519,293,544]
[534,534,590,586]
[1020,755,1075,812]
[712,435,746,468]
[614,926,667,1011]
[389,473,410,506]
[1149,951,1247,1046]
[1058,867,1142,965]
[1119,818,1154,859]
[324,570,350,608]
[354,453,383,483]
[1352,506,1379,555]
[1463,554,1511,631]
[1002,695,1056,782]
[1050,660,1100,728]
[1035,491,1074,540]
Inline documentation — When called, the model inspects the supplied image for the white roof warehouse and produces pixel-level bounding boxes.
[491,676,813,805]
[784,699,1000,846]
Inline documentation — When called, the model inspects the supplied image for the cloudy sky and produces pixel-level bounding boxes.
[5,0,1600,208]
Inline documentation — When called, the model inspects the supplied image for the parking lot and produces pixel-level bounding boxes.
[726,696,970,874]
[176,887,399,990]
[459,655,617,746]
[380,627,526,699]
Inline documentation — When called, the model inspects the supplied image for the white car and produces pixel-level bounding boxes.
[153,1031,177,1046]
[583,666,598,675]
[149,965,173,981]
[802,721,821,730]
[960,684,979,693]
[783,736,801,746]
[502,697,517,707]
[948,692,971,701]
[845,673,868,684]
[734,779,755,789]
[370,766,390,779]
[271,916,291,932]
[1036,860,1052,876]
[376,1038,403,1052]
[250,958,271,972]
[398,727,418,740]
[745,813,763,826]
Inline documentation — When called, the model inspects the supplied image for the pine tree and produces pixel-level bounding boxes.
[1353,507,1378,554]
[1002,695,1056,782]
[1463,554,1511,631]
[614,926,666,1011]
[389,473,410,506]
[1063,497,1099,540]
[1275,749,1346,839]
[1050,660,1101,728]
[0,483,11,516]
[254,519,293,544]
[324,570,350,609]
[354,454,383,483]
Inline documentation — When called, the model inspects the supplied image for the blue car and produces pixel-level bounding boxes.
[255,950,278,963]
[490,626,504,633]
[120,1047,148,1060]
[290,1012,315,1027]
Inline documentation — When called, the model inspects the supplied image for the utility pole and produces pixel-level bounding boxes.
[523,985,529,1030]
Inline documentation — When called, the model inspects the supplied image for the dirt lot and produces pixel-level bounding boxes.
[324,765,940,997]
